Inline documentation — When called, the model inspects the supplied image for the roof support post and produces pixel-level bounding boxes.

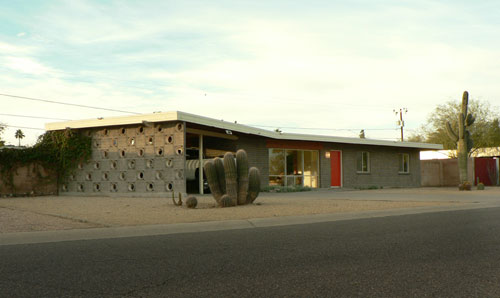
[199,134,204,195]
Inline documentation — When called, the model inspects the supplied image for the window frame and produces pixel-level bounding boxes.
[398,153,410,174]
[356,151,370,174]
[268,148,319,188]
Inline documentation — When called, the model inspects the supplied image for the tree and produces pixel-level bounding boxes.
[0,124,4,147]
[409,98,500,156]
[15,129,25,147]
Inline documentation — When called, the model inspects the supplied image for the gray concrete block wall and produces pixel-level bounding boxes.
[320,144,421,188]
[60,121,186,197]
[236,134,269,188]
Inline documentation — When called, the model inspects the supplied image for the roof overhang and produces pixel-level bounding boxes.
[45,111,443,150]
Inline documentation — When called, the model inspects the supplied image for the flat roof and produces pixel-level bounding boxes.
[45,111,443,150]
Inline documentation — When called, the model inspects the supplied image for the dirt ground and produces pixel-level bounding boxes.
[1,187,489,234]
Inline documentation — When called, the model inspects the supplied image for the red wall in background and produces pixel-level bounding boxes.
[474,158,498,186]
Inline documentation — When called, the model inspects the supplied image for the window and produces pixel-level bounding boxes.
[356,152,370,173]
[399,153,410,173]
[269,149,319,188]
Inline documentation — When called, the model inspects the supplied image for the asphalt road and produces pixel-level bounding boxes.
[2,207,500,297]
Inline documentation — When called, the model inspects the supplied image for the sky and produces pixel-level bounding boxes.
[1,0,499,146]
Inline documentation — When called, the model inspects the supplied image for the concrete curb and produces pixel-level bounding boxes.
[2,202,500,246]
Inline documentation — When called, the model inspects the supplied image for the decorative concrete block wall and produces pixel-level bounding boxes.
[61,121,186,196]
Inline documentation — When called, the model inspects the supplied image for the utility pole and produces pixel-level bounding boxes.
[393,108,408,142]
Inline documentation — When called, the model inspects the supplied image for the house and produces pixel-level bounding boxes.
[45,111,442,196]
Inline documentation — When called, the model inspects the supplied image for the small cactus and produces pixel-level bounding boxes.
[220,194,233,207]
[172,191,182,206]
[223,152,238,206]
[236,149,249,205]
[247,167,261,204]
[204,160,222,204]
[186,196,198,208]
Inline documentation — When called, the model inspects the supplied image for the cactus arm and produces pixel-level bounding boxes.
[236,149,249,205]
[445,122,459,143]
[466,113,475,127]
[204,160,223,205]
[247,167,261,204]
[462,91,469,117]
[223,152,238,206]
[214,157,226,195]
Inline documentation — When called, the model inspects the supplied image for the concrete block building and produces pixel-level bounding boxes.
[45,111,442,196]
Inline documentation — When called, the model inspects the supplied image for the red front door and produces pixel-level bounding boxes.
[330,150,342,187]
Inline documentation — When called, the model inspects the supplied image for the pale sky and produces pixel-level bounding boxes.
[1,0,499,146]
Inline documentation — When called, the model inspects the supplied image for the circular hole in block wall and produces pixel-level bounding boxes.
[78,163,84,170]
[166,135,173,144]
[120,150,126,158]
[111,183,118,192]
[166,159,173,168]
[77,184,84,192]
[156,148,164,156]
[129,138,136,146]
[137,171,145,180]
[138,149,144,157]
[128,183,136,192]
[155,171,162,180]
[102,172,109,180]
[175,123,183,132]
[93,140,100,148]
[147,183,154,192]
[128,160,136,169]
[103,129,109,136]
[110,161,117,169]
[113,139,118,147]
[61,184,68,192]
[176,170,183,179]
[101,151,108,158]
[69,174,75,181]
[120,128,126,135]
[93,183,101,192]
[157,126,163,132]
[166,182,173,192]
[119,172,126,180]
[176,147,184,156]
[85,173,92,181]
[146,160,154,168]
[94,162,100,170]
[86,131,92,137]
[138,126,144,134]
[147,137,154,145]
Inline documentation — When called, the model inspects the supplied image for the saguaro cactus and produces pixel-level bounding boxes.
[205,149,262,207]
[236,149,249,205]
[445,91,475,184]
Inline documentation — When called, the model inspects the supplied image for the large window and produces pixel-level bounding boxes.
[356,151,370,173]
[269,149,319,188]
[398,153,410,173]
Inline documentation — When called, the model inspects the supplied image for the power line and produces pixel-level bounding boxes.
[0,113,71,121]
[0,93,141,115]
[3,125,45,131]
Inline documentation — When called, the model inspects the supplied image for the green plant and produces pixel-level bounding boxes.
[220,194,233,207]
[247,167,261,203]
[0,129,91,192]
[172,192,183,206]
[236,149,249,205]
[477,183,485,190]
[204,149,262,207]
[446,91,475,184]
[261,185,312,193]
[458,181,472,191]
[186,196,198,208]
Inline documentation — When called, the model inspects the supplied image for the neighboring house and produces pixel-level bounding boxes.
[45,111,442,196]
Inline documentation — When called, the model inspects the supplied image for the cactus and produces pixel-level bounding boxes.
[247,167,261,204]
[214,157,226,194]
[220,194,233,207]
[172,191,182,206]
[236,149,249,205]
[223,152,238,206]
[186,196,198,208]
[204,160,222,204]
[446,91,475,185]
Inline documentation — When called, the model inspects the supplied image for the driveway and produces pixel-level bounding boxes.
[1,187,498,234]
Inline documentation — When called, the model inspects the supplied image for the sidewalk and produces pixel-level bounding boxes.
[1,187,498,235]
